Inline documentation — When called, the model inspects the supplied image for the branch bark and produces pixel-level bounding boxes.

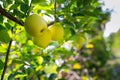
[48,21,55,27]
[0,27,13,80]
[0,5,55,27]
[0,5,24,26]
[1,39,12,80]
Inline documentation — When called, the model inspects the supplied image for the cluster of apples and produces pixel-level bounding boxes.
[24,14,64,48]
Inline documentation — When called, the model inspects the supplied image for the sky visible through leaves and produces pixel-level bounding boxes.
[101,0,120,37]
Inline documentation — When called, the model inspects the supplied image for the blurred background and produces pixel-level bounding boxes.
[0,0,120,80]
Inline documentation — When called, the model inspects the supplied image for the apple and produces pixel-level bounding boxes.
[32,29,51,48]
[49,23,64,41]
[24,14,47,37]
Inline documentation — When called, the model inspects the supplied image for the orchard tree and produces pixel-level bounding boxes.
[0,0,112,80]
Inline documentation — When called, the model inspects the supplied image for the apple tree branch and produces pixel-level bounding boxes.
[0,5,24,26]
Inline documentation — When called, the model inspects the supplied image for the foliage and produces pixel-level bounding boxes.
[0,0,115,80]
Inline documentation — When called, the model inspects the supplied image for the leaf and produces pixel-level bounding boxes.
[0,24,6,30]
[33,3,54,11]
[53,48,73,58]
[0,15,3,23]
[20,4,29,13]
[81,76,89,80]
[6,0,13,4]
[83,0,91,7]
[15,74,27,78]
[9,4,19,10]
[0,30,11,43]
[72,63,82,69]
[23,0,29,4]
[13,9,25,18]
[15,31,27,44]
[85,43,94,49]
[0,60,4,70]
[8,72,27,80]
[0,46,7,53]
[3,1,8,8]
[70,28,76,36]
[15,0,24,4]
[76,0,83,7]
[56,0,65,4]
[49,74,57,80]
[5,23,11,29]
[44,63,57,74]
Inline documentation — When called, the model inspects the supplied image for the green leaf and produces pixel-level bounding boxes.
[49,74,57,80]
[83,0,91,7]
[32,0,46,4]
[13,9,25,18]
[15,0,24,4]
[76,0,83,7]
[0,60,4,70]
[0,15,3,23]
[23,0,29,4]
[6,0,13,4]
[5,23,11,29]
[56,0,65,4]
[9,4,19,10]
[70,28,76,36]
[3,1,8,8]
[8,72,27,80]
[53,48,73,58]
[20,4,29,13]
[0,46,7,53]
[0,24,6,30]
[0,30,11,43]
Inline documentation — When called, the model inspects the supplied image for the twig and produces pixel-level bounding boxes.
[0,40,12,80]
[48,21,55,26]
[1,27,13,80]
[0,26,14,80]
[0,5,24,26]
[26,0,32,16]
[0,4,55,27]
[54,0,57,21]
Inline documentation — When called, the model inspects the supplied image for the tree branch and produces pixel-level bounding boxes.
[1,39,13,80]
[0,5,54,27]
[48,21,55,27]
[54,0,57,21]
[0,5,24,26]
[0,27,14,80]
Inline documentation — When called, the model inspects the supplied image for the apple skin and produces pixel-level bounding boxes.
[49,23,64,41]
[32,29,51,48]
[24,14,47,37]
